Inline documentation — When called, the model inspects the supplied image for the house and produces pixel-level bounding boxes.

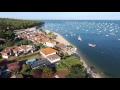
[10,74,23,78]
[26,45,34,53]
[30,58,51,69]
[56,43,66,50]
[40,48,61,63]
[0,47,13,59]
[0,45,35,59]
[47,54,61,63]
[34,36,43,43]
[40,47,58,58]
[19,45,28,53]
[13,46,21,56]
[41,37,49,45]
[46,40,56,48]
[42,38,56,47]
[19,45,34,53]
[7,62,20,71]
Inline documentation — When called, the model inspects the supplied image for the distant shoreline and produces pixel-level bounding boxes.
[45,30,102,78]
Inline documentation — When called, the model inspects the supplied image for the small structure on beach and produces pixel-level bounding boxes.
[56,43,66,50]
[62,45,77,55]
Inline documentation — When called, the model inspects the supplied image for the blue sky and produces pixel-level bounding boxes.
[0,12,120,20]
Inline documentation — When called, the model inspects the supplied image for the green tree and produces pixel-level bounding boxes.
[32,69,43,78]
[4,40,15,47]
[0,18,44,30]
[61,53,70,59]
[21,64,32,75]
[41,67,54,78]
[15,39,32,46]
[48,31,55,39]
[66,64,88,78]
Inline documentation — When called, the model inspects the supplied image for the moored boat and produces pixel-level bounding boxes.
[88,43,96,47]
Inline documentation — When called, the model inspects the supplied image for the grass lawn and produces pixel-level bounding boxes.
[15,52,41,61]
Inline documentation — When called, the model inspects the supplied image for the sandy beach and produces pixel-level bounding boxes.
[45,30,71,46]
[45,30,101,78]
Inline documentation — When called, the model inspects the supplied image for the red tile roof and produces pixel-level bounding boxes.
[7,62,20,71]
[13,46,20,53]
[40,47,58,55]
[19,45,27,51]
[42,38,56,43]
[56,43,65,48]
[42,38,50,42]
[0,47,13,54]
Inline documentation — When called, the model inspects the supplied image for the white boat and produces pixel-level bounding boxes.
[78,35,82,41]
[118,39,120,40]
[105,35,109,37]
[88,43,96,47]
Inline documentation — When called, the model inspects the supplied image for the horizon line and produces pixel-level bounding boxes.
[1,17,120,21]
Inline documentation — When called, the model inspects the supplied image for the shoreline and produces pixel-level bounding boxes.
[15,28,102,78]
[45,30,102,78]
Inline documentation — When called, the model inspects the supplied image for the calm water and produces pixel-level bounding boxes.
[40,20,120,78]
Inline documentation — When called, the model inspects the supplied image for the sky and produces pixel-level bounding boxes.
[0,12,120,20]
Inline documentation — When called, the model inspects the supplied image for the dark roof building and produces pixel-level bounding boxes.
[31,58,51,69]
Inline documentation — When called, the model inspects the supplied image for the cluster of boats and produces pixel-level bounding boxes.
[42,21,120,47]
[78,35,96,47]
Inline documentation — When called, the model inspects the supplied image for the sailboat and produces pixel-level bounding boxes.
[78,35,82,41]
